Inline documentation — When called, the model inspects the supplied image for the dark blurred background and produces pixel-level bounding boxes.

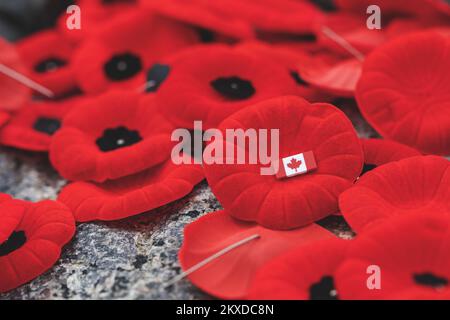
[0,0,73,41]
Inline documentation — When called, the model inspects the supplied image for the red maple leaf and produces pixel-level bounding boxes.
[287,158,302,172]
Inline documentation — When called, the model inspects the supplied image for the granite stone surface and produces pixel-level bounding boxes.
[0,102,365,300]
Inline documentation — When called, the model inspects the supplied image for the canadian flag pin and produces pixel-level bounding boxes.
[276,151,317,179]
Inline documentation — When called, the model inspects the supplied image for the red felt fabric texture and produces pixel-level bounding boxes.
[248,238,348,300]
[0,98,79,152]
[361,138,422,168]
[0,197,75,293]
[16,30,77,96]
[335,213,450,299]
[203,96,364,230]
[50,91,174,182]
[72,9,199,94]
[179,210,334,300]
[58,158,204,222]
[151,44,301,130]
[340,156,450,233]
[356,31,450,155]
[0,38,31,111]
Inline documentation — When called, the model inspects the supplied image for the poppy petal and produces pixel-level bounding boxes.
[0,98,79,152]
[0,38,31,111]
[58,159,204,222]
[72,9,199,94]
[16,30,77,97]
[340,156,450,233]
[150,44,302,129]
[360,138,422,175]
[204,96,364,230]
[356,31,450,155]
[335,213,450,299]
[179,210,335,299]
[248,238,348,300]
[50,91,174,182]
[0,198,75,293]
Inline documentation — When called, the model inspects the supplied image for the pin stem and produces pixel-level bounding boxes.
[321,26,365,62]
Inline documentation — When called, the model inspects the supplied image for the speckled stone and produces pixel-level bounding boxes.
[0,103,368,300]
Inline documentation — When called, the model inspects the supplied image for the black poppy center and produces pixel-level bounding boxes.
[196,27,216,43]
[96,126,142,152]
[102,0,136,5]
[34,57,67,73]
[414,273,448,289]
[145,63,170,93]
[33,117,61,135]
[104,53,142,81]
[0,231,27,257]
[210,76,255,100]
[309,276,339,300]
[309,0,337,12]
[290,70,310,86]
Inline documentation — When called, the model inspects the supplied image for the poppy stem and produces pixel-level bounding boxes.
[164,234,261,289]
[0,63,55,98]
[321,26,365,62]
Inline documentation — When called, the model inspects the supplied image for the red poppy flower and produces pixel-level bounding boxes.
[0,196,75,293]
[340,156,450,233]
[203,96,364,230]
[50,91,174,182]
[72,10,199,94]
[0,112,10,128]
[248,238,348,300]
[0,98,79,152]
[317,13,386,55]
[0,38,31,111]
[58,0,140,44]
[58,159,204,222]
[360,138,422,175]
[179,210,335,299]
[335,213,450,299]
[356,31,450,155]
[150,44,301,130]
[236,42,329,102]
[16,30,77,97]
[142,0,255,40]
[300,58,363,97]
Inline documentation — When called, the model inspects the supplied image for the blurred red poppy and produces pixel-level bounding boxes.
[0,197,75,293]
[16,30,77,97]
[356,31,450,155]
[179,210,334,299]
[58,158,204,222]
[72,10,199,94]
[0,98,80,152]
[204,96,363,230]
[340,156,450,233]
[50,91,174,182]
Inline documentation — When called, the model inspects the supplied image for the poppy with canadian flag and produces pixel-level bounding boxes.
[276,151,317,179]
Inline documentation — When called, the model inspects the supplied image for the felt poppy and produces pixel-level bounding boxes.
[317,13,386,55]
[248,238,348,300]
[335,213,450,299]
[150,45,302,130]
[0,98,79,152]
[203,96,364,230]
[0,196,75,293]
[300,58,363,97]
[50,91,174,182]
[142,0,255,41]
[360,138,422,175]
[339,156,450,233]
[57,0,140,44]
[179,210,335,300]
[58,158,204,222]
[236,42,329,102]
[71,9,199,94]
[0,38,31,111]
[16,30,77,97]
[356,31,450,156]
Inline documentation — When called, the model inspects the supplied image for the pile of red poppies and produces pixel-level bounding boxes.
[0,0,449,299]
